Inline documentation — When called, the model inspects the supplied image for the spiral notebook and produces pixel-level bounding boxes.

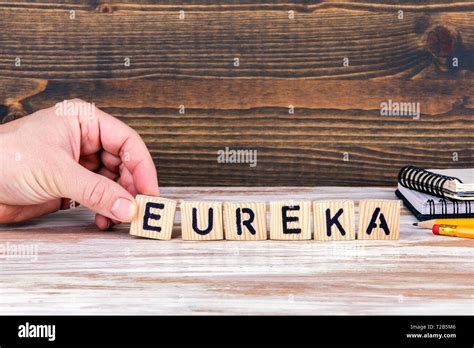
[398,166,474,201]
[395,167,474,221]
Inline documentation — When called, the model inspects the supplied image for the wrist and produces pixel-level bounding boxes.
[0,128,7,201]
[0,125,20,202]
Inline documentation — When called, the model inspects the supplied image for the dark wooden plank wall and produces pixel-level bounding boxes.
[0,1,472,186]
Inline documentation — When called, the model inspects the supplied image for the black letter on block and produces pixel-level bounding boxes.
[325,208,346,237]
[282,206,301,234]
[366,207,390,236]
[236,208,256,235]
[192,207,214,235]
[143,202,164,232]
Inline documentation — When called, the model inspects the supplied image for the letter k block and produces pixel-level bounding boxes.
[313,201,355,241]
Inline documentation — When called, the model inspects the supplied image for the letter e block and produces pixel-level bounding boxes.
[130,195,177,240]
[223,202,267,240]
[313,201,355,241]
[181,201,223,241]
[358,200,401,240]
[269,200,311,240]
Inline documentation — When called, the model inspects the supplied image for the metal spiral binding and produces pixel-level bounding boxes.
[398,166,462,199]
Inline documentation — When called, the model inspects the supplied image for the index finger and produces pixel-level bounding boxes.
[85,106,159,196]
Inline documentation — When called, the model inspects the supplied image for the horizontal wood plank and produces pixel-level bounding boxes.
[0,5,473,79]
[13,78,474,115]
[2,1,474,12]
[1,78,472,186]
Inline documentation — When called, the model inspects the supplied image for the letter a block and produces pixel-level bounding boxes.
[181,201,223,241]
[269,200,311,240]
[313,201,355,241]
[130,195,177,240]
[223,202,267,240]
[358,200,401,240]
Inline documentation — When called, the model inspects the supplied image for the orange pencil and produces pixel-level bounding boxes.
[432,224,474,239]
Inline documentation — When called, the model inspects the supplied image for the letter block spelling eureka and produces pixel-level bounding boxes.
[130,195,177,240]
[181,201,224,241]
[223,202,267,240]
[313,201,355,241]
[358,200,401,240]
[269,200,311,240]
[130,195,403,241]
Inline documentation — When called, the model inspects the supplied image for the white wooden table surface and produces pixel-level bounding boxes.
[0,187,473,315]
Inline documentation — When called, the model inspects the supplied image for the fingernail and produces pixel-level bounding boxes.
[111,198,136,221]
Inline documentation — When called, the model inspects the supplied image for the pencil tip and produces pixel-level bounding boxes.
[413,222,418,226]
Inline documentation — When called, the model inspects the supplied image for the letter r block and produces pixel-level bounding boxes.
[358,200,401,240]
[181,201,223,241]
[130,195,177,240]
[313,201,355,241]
[269,200,311,240]
[223,202,267,240]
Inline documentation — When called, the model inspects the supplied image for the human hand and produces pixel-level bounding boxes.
[0,99,159,230]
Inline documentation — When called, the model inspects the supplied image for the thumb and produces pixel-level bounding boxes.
[57,160,137,222]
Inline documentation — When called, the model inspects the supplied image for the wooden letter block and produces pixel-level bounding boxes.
[313,201,355,241]
[181,201,223,241]
[269,200,311,240]
[223,202,267,240]
[358,200,401,240]
[130,195,177,240]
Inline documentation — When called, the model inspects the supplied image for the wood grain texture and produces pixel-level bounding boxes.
[2,77,470,186]
[269,200,311,240]
[1,3,473,79]
[223,202,267,240]
[0,187,472,315]
[0,1,473,186]
[130,195,177,240]
[358,200,401,240]
[313,200,355,240]
[181,201,223,240]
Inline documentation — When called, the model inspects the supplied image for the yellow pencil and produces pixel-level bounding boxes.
[432,224,474,239]
[414,218,474,229]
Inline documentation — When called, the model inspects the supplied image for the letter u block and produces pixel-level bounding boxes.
[269,200,311,240]
[130,195,177,240]
[223,202,267,240]
[358,200,401,240]
[313,201,355,241]
[181,201,224,241]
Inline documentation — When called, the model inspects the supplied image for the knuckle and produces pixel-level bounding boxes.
[67,98,86,105]
[83,180,108,208]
